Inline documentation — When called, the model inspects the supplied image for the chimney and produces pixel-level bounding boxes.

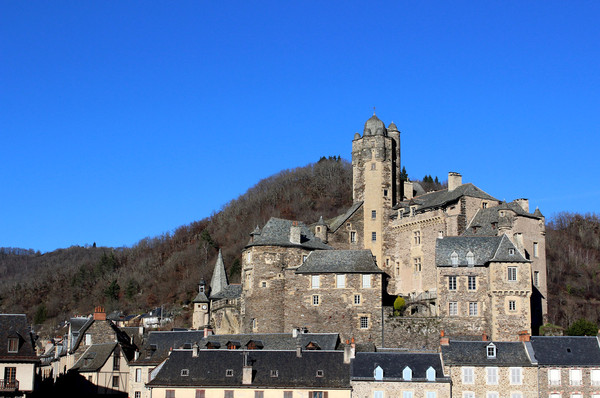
[296,338,302,358]
[448,172,462,191]
[192,343,199,357]
[242,365,252,385]
[344,339,355,364]
[350,337,356,358]
[482,333,488,342]
[203,327,213,338]
[292,328,299,338]
[514,198,529,213]
[290,222,301,245]
[403,181,414,200]
[518,331,530,342]
[93,306,106,321]
[439,330,449,346]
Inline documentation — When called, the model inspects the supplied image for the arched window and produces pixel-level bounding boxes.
[402,366,412,381]
[466,251,474,266]
[451,252,458,266]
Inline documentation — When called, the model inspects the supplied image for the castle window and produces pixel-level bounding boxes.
[449,302,458,316]
[395,263,400,275]
[261,281,267,288]
[362,275,372,288]
[252,318,257,331]
[487,367,498,384]
[413,231,421,245]
[468,276,476,291]
[451,252,458,266]
[482,202,488,209]
[383,189,388,197]
[508,267,517,281]
[371,232,377,241]
[413,257,422,272]
[336,275,345,288]
[371,163,376,170]
[386,258,389,266]
[448,276,456,290]
[311,275,320,289]
[350,231,356,243]
[312,295,320,306]
[486,343,496,358]
[533,242,539,258]
[398,210,403,219]
[360,316,369,329]
[7,338,18,353]
[467,251,474,266]
[316,226,321,232]
[410,207,416,217]
[181,369,189,376]
[354,294,361,305]
[509,300,516,311]
[372,210,376,220]
[469,302,478,316]
[533,271,539,287]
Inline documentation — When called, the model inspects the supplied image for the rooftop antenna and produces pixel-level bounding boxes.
[373,106,376,115]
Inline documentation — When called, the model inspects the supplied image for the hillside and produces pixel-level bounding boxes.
[0,157,598,334]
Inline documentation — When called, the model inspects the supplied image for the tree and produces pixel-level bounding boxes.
[104,280,121,301]
[125,278,140,300]
[393,296,406,316]
[566,318,598,336]
[400,166,408,182]
[34,303,47,324]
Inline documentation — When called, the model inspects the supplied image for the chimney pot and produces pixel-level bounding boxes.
[448,172,462,192]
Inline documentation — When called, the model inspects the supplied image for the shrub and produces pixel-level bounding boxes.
[566,318,598,336]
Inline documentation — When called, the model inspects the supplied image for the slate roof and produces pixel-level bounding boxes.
[436,235,528,267]
[394,183,498,213]
[246,218,332,250]
[134,331,340,365]
[71,342,117,372]
[441,341,533,366]
[210,249,229,297]
[529,336,600,366]
[351,352,448,381]
[463,201,544,237]
[327,202,363,233]
[69,316,94,353]
[210,284,242,300]
[296,250,383,274]
[148,349,351,388]
[0,314,38,362]
[193,291,209,303]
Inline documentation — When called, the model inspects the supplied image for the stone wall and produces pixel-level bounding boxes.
[351,380,451,398]
[446,365,538,398]
[328,206,364,251]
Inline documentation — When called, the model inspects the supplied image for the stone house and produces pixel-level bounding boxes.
[0,314,38,396]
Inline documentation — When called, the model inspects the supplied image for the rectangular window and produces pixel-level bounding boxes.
[487,393,498,398]
[487,367,498,384]
[336,275,345,288]
[591,368,600,385]
[284,392,293,398]
[362,274,372,288]
[383,189,388,197]
[510,367,522,385]
[312,295,319,306]
[468,276,476,290]
[311,275,320,289]
[196,390,205,398]
[374,391,383,398]
[413,257,421,272]
[7,338,18,353]
[413,230,421,245]
[548,368,561,385]
[4,367,16,385]
[469,302,478,316]
[534,242,539,257]
[360,316,369,329]
[570,369,582,385]
[509,300,516,311]
[255,391,264,398]
[510,394,522,398]
[371,210,376,220]
[371,232,377,241]
[448,276,457,290]
[462,367,474,384]
[508,267,517,281]
[225,391,234,398]
[350,231,356,243]
[135,392,141,398]
[113,351,120,371]
[112,375,119,388]
[166,390,176,398]
[449,302,458,316]
[354,294,361,305]
[426,393,437,398]
[135,368,142,383]
[402,392,413,398]
[463,393,474,398]
[534,271,540,287]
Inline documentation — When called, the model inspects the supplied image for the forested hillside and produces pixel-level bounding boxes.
[0,157,598,335]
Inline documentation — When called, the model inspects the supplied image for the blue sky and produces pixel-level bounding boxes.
[1,1,599,253]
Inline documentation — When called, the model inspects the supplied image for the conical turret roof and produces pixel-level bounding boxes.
[210,249,228,297]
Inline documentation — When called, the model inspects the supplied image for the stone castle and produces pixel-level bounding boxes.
[193,114,547,344]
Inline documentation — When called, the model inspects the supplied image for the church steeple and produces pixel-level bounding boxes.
[210,249,228,297]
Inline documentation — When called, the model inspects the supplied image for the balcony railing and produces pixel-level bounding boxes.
[0,379,19,391]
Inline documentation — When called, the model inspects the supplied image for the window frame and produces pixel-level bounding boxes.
[448,276,457,291]
[486,366,498,384]
[510,367,522,385]
[508,267,517,281]
[469,302,478,316]
[336,274,345,289]
[311,275,320,289]
[362,274,372,288]
[462,367,474,384]
[468,275,476,291]
[449,302,458,316]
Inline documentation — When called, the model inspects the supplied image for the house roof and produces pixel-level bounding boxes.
[296,250,383,274]
[71,342,117,372]
[69,316,94,353]
[351,352,448,381]
[529,336,600,366]
[436,235,528,267]
[148,349,351,388]
[0,314,38,362]
[327,202,363,233]
[395,183,498,213]
[210,284,242,300]
[463,201,544,237]
[246,218,332,250]
[441,341,533,366]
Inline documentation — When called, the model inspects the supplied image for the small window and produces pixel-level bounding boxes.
[166,390,176,398]
[225,391,234,398]
[466,251,474,266]
[113,350,120,371]
[486,343,496,358]
[509,248,515,255]
[196,390,206,398]
[482,202,488,209]
[284,392,293,398]
[135,368,142,383]
[252,318,257,330]
[410,206,416,217]
[311,275,320,289]
[7,338,18,353]
[413,231,421,245]
[509,300,516,311]
[374,391,383,398]
[448,276,456,290]
[570,369,582,385]
[270,370,278,377]
[302,255,308,263]
[548,368,561,385]
[371,232,377,241]
[312,295,319,306]
[226,369,234,377]
[255,391,264,398]
[451,252,458,266]
[336,275,345,288]
[533,271,540,287]
[371,210,376,220]
[486,367,498,384]
[360,316,369,329]
[533,242,539,257]
[469,302,478,316]
[350,231,356,243]
[468,276,476,290]
[316,370,324,377]
[402,366,412,381]
[508,267,517,281]
[383,189,388,197]
[85,333,92,346]
[591,368,600,385]
[413,257,422,272]
[449,302,458,316]
[426,393,437,398]
[261,281,267,288]
[354,294,361,305]
[362,274,372,288]
[403,392,414,398]
[112,375,119,388]
[135,392,142,398]
[371,163,376,170]
[426,366,436,381]
[374,366,383,380]
[181,369,189,376]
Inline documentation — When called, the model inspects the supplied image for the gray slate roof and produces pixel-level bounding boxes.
[71,342,117,372]
[436,235,528,267]
[247,218,332,250]
[296,250,383,274]
[0,314,38,362]
[69,316,94,353]
[210,249,229,297]
[463,201,544,237]
[441,341,533,366]
[210,284,242,300]
[327,202,363,233]
[529,336,600,366]
[395,183,498,213]
[148,349,351,388]
[351,352,448,381]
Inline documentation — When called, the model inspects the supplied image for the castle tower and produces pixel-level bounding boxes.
[352,114,401,266]
[192,279,209,329]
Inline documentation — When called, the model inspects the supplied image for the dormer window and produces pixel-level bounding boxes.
[509,248,515,255]
[374,366,383,381]
[487,343,496,358]
[426,366,436,382]
[451,252,459,266]
[7,338,18,353]
[316,370,324,377]
[270,370,279,377]
[466,251,474,266]
[181,369,189,376]
[410,207,416,217]
[226,369,234,377]
[402,366,412,381]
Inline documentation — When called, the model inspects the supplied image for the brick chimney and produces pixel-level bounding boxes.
[440,330,449,346]
[518,331,531,342]
[448,172,462,192]
[290,222,301,245]
[482,332,488,341]
[94,306,106,321]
